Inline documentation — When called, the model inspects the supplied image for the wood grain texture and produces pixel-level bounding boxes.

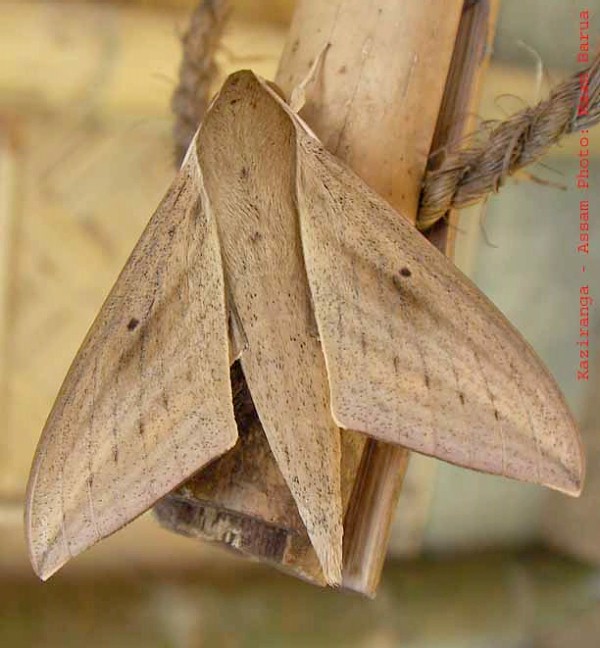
[26,148,238,580]
[26,69,584,584]
[342,441,409,593]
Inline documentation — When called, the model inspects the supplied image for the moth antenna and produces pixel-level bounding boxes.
[289,43,331,113]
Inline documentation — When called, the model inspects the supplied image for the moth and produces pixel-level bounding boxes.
[26,71,585,586]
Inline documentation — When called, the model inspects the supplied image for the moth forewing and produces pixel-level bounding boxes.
[25,145,238,580]
[293,131,584,497]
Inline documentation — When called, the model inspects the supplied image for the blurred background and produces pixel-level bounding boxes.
[0,0,599,646]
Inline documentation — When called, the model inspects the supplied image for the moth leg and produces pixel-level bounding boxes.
[227,286,248,362]
[302,281,321,342]
[307,304,321,342]
[289,43,331,113]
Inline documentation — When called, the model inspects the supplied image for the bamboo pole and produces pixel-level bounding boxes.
[276,1,462,216]
[425,0,501,255]
[275,0,499,594]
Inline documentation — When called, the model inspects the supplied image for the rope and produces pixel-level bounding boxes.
[418,54,600,229]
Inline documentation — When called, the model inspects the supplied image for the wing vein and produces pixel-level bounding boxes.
[472,347,506,476]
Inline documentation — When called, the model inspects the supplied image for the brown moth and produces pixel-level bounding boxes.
[25,71,585,586]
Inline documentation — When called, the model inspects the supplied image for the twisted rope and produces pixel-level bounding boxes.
[418,54,600,230]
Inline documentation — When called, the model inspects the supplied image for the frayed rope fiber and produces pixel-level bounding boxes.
[418,54,600,230]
